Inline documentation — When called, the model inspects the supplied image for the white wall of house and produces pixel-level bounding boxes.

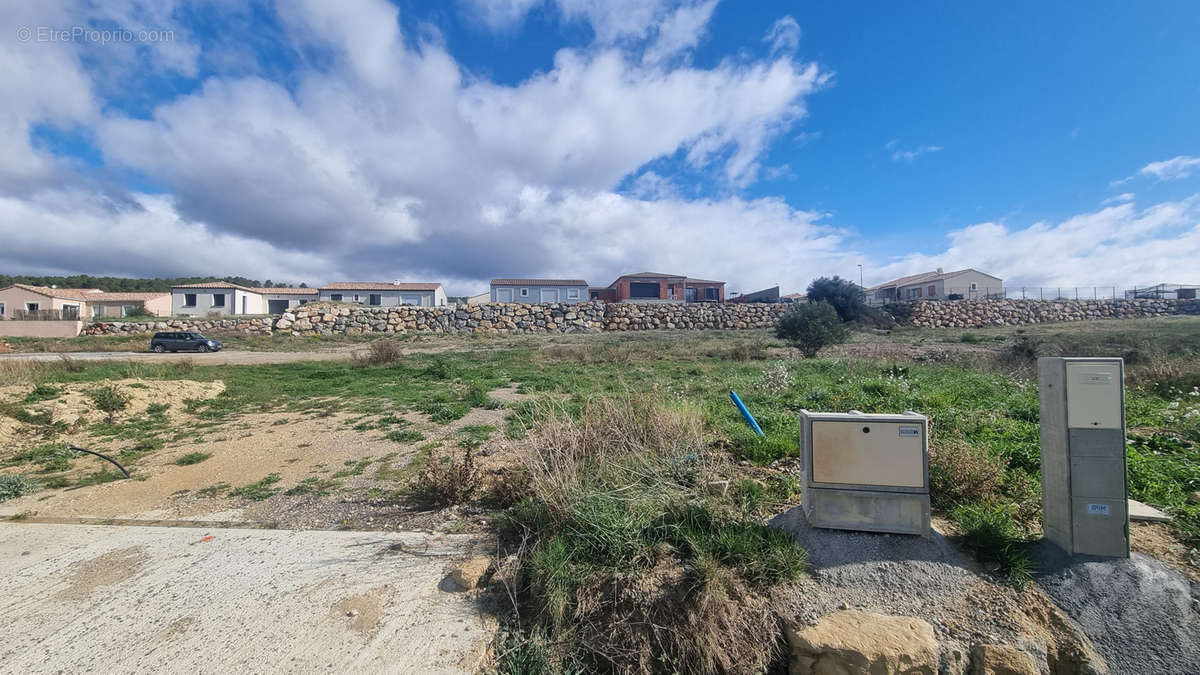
[317,288,445,307]
[490,284,588,304]
[172,288,266,316]
[942,270,1003,298]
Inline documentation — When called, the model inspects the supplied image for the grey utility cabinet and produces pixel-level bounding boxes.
[798,410,931,536]
[1038,357,1129,558]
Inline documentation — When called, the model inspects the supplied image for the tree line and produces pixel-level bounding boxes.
[0,275,308,292]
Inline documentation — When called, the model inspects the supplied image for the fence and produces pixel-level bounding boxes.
[10,308,81,321]
[868,284,1199,305]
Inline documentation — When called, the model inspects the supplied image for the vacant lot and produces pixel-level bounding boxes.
[2,316,1198,672]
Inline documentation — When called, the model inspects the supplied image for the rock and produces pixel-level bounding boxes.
[449,556,491,590]
[706,480,730,497]
[970,644,1039,675]
[1188,491,1200,505]
[786,610,938,675]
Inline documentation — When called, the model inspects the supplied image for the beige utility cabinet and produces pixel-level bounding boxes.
[1038,357,1129,558]
[799,410,931,536]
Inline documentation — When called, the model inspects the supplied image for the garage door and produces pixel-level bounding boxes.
[540,288,559,302]
[629,282,659,299]
[267,300,289,314]
[497,288,513,302]
[400,294,424,306]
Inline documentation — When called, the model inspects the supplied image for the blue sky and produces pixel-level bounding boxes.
[2,0,1199,294]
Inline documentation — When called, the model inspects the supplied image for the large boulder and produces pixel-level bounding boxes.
[785,610,938,674]
[970,644,1039,675]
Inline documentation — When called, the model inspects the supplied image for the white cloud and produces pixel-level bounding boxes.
[641,0,718,65]
[764,15,801,54]
[1101,192,1134,206]
[870,195,1200,290]
[1137,155,1200,182]
[886,140,942,162]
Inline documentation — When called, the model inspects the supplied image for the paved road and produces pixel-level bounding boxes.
[0,523,493,674]
[0,348,361,365]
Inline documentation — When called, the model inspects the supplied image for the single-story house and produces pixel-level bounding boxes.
[489,279,589,304]
[0,284,171,320]
[172,282,317,316]
[729,286,780,303]
[599,272,726,303]
[318,282,448,307]
[867,268,1003,304]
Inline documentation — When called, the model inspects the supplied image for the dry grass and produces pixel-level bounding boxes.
[929,435,1007,508]
[411,445,481,507]
[353,339,406,367]
[0,359,49,385]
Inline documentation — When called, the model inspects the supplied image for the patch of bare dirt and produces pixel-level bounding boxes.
[56,546,148,602]
[331,590,386,635]
[824,341,1000,366]
[1131,521,1200,582]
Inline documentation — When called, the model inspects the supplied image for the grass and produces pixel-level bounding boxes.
[333,458,373,478]
[284,477,341,497]
[174,452,212,466]
[230,474,282,501]
[197,482,231,497]
[0,474,40,502]
[385,429,424,443]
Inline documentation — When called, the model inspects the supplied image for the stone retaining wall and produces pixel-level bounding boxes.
[81,298,1195,337]
[889,298,1184,328]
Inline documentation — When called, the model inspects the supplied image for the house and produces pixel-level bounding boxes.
[0,284,170,320]
[318,282,448,307]
[867,268,1003,305]
[489,279,589,304]
[259,287,319,313]
[171,282,317,316]
[465,291,491,305]
[729,286,780,303]
[599,272,726,303]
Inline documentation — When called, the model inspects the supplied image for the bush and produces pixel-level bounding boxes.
[928,437,1007,508]
[86,384,131,422]
[0,474,40,502]
[727,340,769,362]
[412,446,481,507]
[775,301,849,357]
[950,502,1033,585]
[806,276,865,322]
[355,340,405,367]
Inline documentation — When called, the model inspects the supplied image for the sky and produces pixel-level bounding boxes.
[2,0,1199,296]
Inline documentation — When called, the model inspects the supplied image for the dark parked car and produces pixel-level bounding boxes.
[149,332,223,353]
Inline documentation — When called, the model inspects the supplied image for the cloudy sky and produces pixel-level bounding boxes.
[2,0,1198,295]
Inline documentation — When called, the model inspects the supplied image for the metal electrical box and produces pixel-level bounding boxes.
[1038,357,1129,558]
[799,410,931,536]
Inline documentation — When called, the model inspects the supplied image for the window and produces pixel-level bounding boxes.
[629,282,659,299]
[92,305,104,318]
[369,294,382,306]
[184,294,196,307]
[330,294,343,301]
[567,288,580,299]
[121,305,135,317]
[668,286,676,298]
[298,299,308,305]
[25,302,39,312]
[969,282,978,291]
[62,304,80,320]
[928,285,936,297]
[520,288,529,297]
[212,294,226,307]
[0,302,6,318]
[704,287,718,301]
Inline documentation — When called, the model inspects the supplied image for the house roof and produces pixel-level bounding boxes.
[490,279,588,286]
[320,282,443,291]
[85,292,170,302]
[1,284,101,301]
[254,287,318,295]
[868,268,1000,291]
[618,271,687,279]
[172,281,258,292]
[685,277,725,285]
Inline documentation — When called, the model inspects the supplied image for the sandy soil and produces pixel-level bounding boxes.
[1131,521,1200,583]
[0,522,494,674]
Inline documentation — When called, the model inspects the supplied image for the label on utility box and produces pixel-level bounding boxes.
[898,426,920,437]
[1077,372,1113,385]
[1087,503,1111,516]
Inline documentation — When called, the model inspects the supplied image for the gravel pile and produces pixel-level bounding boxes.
[1032,542,1200,675]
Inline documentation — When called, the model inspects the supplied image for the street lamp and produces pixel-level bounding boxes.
[857,264,864,302]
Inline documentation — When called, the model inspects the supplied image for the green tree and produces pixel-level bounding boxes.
[806,276,865,322]
[775,301,849,357]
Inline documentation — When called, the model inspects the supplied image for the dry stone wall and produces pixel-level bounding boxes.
[891,298,1183,328]
[81,298,1193,337]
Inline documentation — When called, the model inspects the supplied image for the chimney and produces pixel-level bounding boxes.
[936,267,943,275]
[393,279,402,286]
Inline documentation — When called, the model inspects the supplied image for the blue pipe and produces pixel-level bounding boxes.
[729,391,765,437]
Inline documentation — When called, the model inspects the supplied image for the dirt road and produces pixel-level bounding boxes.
[0,522,494,673]
[0,348,361,366]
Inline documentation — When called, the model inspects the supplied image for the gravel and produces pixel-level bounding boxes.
[1032,541,1200,675]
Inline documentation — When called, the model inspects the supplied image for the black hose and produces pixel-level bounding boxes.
[68,445,131,478]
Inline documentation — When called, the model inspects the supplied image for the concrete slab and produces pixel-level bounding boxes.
[1128,498,1172,522]
[0,523,494,674]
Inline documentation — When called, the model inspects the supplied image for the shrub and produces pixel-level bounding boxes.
[806,275,865,322]
[355,339,405,367]
[23,384,61,403]
[86,384,131,423]
[928,437,1007,508]
[385,429,424,444]
[230,473,282,500]
[412,446,481,507]
[775,301,849,357]
[950,502,1033,585]
[728,340,769,362]
[174,452,212,466]
[57,353,84,373]
[0,474,40,502]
